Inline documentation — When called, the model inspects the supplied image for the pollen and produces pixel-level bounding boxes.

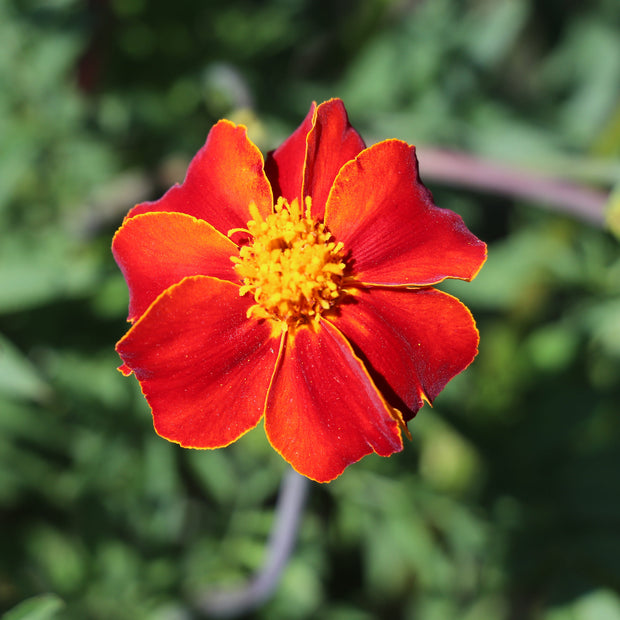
[230,197,347,331]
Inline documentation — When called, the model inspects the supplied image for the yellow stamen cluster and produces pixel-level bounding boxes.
[230,197,346,331]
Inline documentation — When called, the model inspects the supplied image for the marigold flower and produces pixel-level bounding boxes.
[113,99,487,482]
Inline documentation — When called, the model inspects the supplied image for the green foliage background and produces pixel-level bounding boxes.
[1,0,620,618]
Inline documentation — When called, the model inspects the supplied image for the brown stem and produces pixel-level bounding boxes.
[417,147,609,227]
[195,468,309,617]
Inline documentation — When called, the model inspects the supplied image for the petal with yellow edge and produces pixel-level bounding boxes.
[126,120,273,237]
[328,287,480,422]
[265,321,403,483]
[302,98,366,220]
[325,140,487,286]
[113,212,239,322]
[265,102,316,206]
[116,276,281,448]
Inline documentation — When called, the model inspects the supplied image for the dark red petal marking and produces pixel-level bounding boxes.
[329,287,480,421]
[302,98,366,220]
[264,102,317,206]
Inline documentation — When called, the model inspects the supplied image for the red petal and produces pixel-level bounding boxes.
[118,363,132,376]
[302,98,366,220]
[264,102,316,206]
[116,276,281,448]
[325,140,487,285]
[126,120,272,237]
[329,287,479,421]
[112,212,239,322]
[265,321,403,482]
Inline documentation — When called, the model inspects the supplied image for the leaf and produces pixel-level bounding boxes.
[0,234,99,314]
[3,594,65,620]
[0,334,50,401]
[605,182,620,240]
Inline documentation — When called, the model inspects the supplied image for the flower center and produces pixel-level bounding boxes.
[230,197,346,331]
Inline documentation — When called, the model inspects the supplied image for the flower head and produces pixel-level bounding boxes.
[113,99,487,482]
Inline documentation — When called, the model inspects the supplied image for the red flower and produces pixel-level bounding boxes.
[113,99,486,482]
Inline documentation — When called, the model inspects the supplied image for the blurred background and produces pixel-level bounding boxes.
[1,0,620,618]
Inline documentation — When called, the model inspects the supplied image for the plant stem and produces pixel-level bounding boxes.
[418,147,609,226]
[195,468,310,617]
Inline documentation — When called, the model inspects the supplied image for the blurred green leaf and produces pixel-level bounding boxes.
[0,235,100,314]
[0,334,50,401]
[462,0,529,68]
[3,595,64,620]
[545,590,620,620]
